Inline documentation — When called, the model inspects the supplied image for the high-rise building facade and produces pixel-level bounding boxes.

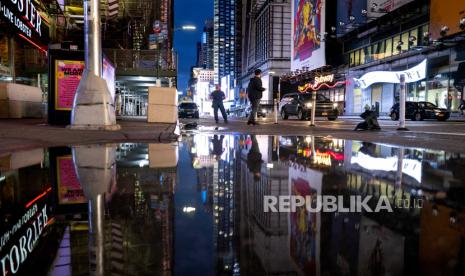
[214,0,242,85]
[197,20,214,69]
[238,0,292,102]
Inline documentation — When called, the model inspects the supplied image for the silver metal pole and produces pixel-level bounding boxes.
[397,74,409,131]
[84,0,102,76]
[310,90,317,127]
[395,148,404,188]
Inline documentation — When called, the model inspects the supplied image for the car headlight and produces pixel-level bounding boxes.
[261,109,266,113]
[333,103,338,108]
[305,103,313,108]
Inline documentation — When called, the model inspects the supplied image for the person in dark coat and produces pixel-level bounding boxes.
[247,69,266,125]
[210,84,228,123]
[247,135,263,181]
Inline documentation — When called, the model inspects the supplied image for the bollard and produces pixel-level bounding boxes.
[397,74,409,131]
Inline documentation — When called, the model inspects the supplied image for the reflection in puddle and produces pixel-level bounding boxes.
[1,135,465,275]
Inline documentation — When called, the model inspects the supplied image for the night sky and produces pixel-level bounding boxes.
[174,0,214,93]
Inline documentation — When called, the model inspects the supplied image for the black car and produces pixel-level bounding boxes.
[178,102,199,118]
[279,93,339,120]
[390,101,450,121]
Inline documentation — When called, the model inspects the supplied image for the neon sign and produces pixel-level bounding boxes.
[0,203,50,276]
[0,0,46,43]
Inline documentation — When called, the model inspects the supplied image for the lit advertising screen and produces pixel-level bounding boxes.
[102,56,116,100]
[291,0,326,71]
[54,60,85,111]
[367,0,414,18]
[430,0,465,40]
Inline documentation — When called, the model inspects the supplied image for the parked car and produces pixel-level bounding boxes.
[390,101,450,121]
[244,104,272,118]
[279,93,339,120]
[178,102,199,118]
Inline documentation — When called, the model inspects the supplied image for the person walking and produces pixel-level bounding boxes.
[459,98,465,115]
[210,84,228,123]
[247,69,266,125]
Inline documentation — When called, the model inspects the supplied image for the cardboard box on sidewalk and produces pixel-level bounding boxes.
[148,87,178,105]
[147,104,177,123]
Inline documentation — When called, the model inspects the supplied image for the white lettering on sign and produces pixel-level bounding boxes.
[354,59,427,89]
[314,74,334,87]
[0,204,49,276]
[0,0,42,38]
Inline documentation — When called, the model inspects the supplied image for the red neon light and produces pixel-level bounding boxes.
[25,187,52,208]
[316,150,344,161]
[18,33,47,54]
[298,80,351,93]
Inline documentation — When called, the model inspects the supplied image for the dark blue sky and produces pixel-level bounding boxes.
[174,0,214,92]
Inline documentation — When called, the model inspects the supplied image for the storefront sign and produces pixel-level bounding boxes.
[0,0,44,40]
[314,74,334,87]
[354,59,427,89]
[0,203,49,276]
[55,60,85,110]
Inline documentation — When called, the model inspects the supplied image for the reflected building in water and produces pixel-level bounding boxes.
[2,135,465,275]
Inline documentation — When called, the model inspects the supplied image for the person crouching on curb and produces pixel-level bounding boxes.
[210,84,228,124]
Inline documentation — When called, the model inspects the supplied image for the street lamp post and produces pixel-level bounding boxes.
[69,0,120,130]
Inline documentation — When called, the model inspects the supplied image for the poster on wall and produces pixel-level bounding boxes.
[102,56,116,100]
[291,0,326,71]
[430,0,465,40]
[57,156,85,205]
[289,165,323,275]
[367,0,414,18]
[55,60,85,110]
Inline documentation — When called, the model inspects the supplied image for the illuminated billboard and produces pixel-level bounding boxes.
[367,0,414,18]
[430,0,465,40]
[291,0,326,71]
[55,60,85,111]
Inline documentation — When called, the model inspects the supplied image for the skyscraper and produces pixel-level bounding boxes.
[214,0,241,85]
[197,20,214,69]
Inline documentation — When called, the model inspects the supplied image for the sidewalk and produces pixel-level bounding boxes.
[340,112,465,121]
[0,118,178,154]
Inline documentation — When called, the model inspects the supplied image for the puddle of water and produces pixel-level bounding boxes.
[1,135,465,275]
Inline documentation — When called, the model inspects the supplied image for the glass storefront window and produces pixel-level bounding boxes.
[354,50,360,66]
[393,35,402,55]
[373,41,386,60]
[385,38,392,58]
[409,28,418,49]
[360,48,366,65]
[401,32,409,52]
[350,52,355,67]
